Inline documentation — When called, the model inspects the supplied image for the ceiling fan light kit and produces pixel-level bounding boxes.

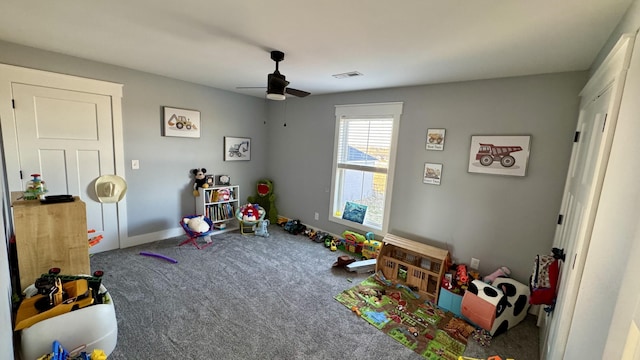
[266,92,286,101]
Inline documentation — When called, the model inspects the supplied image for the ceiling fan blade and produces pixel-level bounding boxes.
[285,87,311,97]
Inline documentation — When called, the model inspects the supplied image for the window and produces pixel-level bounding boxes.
[329,102,403,234]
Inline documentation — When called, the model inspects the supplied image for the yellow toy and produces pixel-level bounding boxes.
[362,239,382,259]
[15,278,94,330]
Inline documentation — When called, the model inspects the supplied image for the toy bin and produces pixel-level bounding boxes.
[20,283,117,360]
[438,287,463,317]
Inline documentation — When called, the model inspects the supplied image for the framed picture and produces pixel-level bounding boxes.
[215,175,231,185]
[426,128,446,150]
[423,163,442,185]
[341,201,368,224]
[162,106,201,138]
[204,175,215,188]
[468,135,531,176]
[224,136,251,161]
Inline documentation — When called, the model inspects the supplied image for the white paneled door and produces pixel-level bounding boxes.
[542,85,611,358]
[541,34,634,360]
[12,83,120,252]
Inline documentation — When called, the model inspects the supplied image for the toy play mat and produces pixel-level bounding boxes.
[335,272,475,360]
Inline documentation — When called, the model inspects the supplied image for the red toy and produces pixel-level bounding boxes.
[456,264,469,286]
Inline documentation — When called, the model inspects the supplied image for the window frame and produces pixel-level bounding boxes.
[329,102,403,235]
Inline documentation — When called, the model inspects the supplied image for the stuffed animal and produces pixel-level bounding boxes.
[255,219,270,237]
[191,168,209,197]
[241,204,258,222]
[247,179,278,224]
[216,188,230,201]
[237,203,266,225]
[483,266,511,283]
[183,216,210,233]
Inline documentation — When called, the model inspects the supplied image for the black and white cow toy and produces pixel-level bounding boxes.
[463,278,530,336]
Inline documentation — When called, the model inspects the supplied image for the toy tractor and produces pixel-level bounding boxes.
[228,141,249,158]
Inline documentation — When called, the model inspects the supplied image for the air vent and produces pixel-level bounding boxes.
[332,71,363,79]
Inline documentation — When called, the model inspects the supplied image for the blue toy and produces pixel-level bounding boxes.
[255,219,270,237]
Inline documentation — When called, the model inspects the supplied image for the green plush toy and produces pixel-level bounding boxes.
[247,179,278,224]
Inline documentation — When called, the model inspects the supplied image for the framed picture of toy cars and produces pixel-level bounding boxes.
[162,106,201,138]
[224,136,251,161]
[426,128,445,150]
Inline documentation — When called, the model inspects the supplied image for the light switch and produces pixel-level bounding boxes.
[131,160,140,170]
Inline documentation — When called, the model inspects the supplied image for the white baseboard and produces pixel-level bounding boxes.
[120,216,341,250]
[121,227,183,248]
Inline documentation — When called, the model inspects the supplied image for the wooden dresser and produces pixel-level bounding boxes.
[12,197,89,292]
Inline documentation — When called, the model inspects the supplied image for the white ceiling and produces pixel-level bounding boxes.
[0,0,633,99]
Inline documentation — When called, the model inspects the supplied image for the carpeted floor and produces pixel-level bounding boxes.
[89,226,539,359]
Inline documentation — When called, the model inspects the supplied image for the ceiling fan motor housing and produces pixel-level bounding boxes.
[268,71,289,95]
[265,50,311,99]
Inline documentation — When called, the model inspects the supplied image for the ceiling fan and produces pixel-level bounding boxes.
[238,50,311,100]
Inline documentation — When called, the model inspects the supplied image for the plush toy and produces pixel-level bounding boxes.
[483,266,511,283]
[247,179,278,224]
[255,219,270,237]
[241,204,258,222]
[183,216,210,233]
[191,168,209,197]
[216,188,230,201]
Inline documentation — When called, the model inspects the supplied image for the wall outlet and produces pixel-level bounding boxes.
[314,212,319,221]
[470,257,480,269]
[131,159,140,170]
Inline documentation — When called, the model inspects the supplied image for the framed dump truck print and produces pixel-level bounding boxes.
[468,135,531,176]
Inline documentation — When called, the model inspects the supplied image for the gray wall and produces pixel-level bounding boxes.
[266,72,587,282]
[0,40,268,237]
[0,40,586,283]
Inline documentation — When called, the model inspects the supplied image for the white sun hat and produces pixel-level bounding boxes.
[95,175,127,203]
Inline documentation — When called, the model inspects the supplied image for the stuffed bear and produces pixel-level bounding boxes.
[247,178,278,224]
[191,168,209,197]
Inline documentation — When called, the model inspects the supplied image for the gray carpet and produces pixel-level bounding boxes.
[90,226,539,359]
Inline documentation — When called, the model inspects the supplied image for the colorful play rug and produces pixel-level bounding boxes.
[335,272,475,360]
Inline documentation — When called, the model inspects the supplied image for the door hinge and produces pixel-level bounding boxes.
[12,99,15,109]
[19,170,23,179]
[573,131,581,143]
[557,214,564,225]
[602,114,608,132]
